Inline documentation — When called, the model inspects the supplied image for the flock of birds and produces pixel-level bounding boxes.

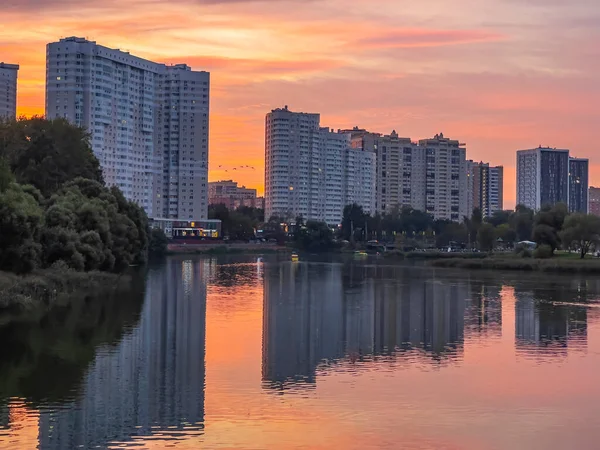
[217,165,256,173]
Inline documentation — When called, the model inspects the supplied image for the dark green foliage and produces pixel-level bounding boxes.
[0,119,148,274]
[149,228,169,257]
[560,213,600,259]
[477,223,496,252]
[0,117,103,197]
[209,203,261,240]
[510,205,534,242]
[0,182,43,274]
[534,244,553,259]
[293,220,335,252]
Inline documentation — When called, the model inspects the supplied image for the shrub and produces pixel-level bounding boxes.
[533,244,553,259]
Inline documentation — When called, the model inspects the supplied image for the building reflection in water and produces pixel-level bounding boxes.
[261,263,469,390]
[514,282,588,357]
[38,259,207,449]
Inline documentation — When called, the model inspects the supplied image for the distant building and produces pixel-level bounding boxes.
[516,147,570,210]
[345,129,467,221]
[208,180,260,209]
[416,134,468,221]
[45,37,210,220]
[589,187,600,216]
[264,107,375,225]
[467,161,504,217]
[0,63,18,118]
[569,157,589,213]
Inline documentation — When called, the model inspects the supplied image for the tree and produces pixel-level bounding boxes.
[148,228,169,257]
[0,117,103,197]
[510,205,534,242]
[293,220,334,252]
[0,182,43,273]
[495,223,516,245]
[488,210,511,227]
[341,204,367,242]
[477,223,496,252]
[532,203,569,254]
[560,213,600,259]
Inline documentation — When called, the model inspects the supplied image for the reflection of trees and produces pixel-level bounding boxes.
[262,263,468,391]
[0,274,146,405]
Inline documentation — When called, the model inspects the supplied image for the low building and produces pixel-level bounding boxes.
[208,180,259,209]
[149,218,222,239]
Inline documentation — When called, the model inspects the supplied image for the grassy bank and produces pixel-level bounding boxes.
[0,267,129,311]
[430,256,600,273]
[384,250,488,260]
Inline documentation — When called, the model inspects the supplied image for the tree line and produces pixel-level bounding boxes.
[0,117,167,275]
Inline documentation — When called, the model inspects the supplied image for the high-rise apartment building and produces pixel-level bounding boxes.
[264,107,375,224]
[569,157,589,213]
[589,187,600,216]
[416,134,468,221]
[467,161,504,217]
[516,147,569,210]
[346,130,468,221]
[45,37,210,220]
[0,63,18,118]
[208,180,260,210]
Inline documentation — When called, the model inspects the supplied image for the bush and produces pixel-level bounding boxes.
[533,244,553,259]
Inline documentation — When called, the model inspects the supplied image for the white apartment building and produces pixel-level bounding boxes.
[516,147,569,210]
[347,129,467,221]
[416,134,468,221]
[264,107,376,225]
[45,37,210,220]
[0,63,18,118]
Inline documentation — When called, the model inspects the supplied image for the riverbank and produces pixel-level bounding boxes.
[0,267,129,311]
[166,242,291,255]
[430,256,600,273]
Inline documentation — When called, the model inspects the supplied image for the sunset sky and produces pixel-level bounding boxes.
[3,0,600,206]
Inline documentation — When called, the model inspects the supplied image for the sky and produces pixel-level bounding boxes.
[3,0,600,207]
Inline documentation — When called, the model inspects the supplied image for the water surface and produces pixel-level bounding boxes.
[0,255,599,449]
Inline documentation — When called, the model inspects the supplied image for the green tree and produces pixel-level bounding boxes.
[0,182,43,273]
[477,223,496,252]
[495,223,517,245]
[341,204,367,242]
[0,117,103,197]
[510,205,534,242]
[559,213,600,259]
[532,203,569,254]
[294,220,334,252]
[148,228,169,257]
[488,210,511,227]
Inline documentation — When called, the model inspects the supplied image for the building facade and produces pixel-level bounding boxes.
[45,37,210,220]
[416,134,468,221]
[467,161,504,218]
[264,107,375,225]
[569,157,589,213]
[0,63,18,118]
[516,147,569,210]
[589,187,600,216]
[208,180,259,210]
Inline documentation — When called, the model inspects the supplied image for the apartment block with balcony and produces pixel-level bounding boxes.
[45,37,209,220]
[0,63,18,118]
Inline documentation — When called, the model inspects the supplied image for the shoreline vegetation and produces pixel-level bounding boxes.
[0,264,131,312]
[429,254,600,273]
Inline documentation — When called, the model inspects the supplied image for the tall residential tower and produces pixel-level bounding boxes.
[516,147,569,210]
[0,63,18,118]
[45,37,210,220]
[569,157,589,213]
[264,107,375,224]
[467,161,504,217]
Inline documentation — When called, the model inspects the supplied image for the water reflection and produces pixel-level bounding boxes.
[37,260,207,449]
[262,263,469,390]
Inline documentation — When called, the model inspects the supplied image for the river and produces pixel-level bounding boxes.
[0,255,599,449]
